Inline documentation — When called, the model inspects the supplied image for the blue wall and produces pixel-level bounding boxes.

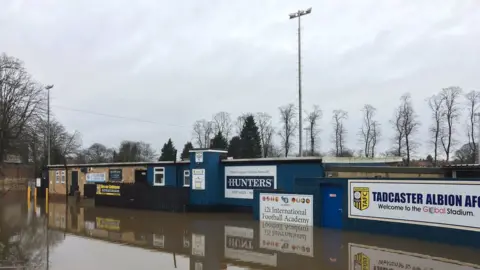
[147,163,190,187]
[253,177,480,248]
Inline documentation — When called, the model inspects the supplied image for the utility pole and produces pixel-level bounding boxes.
[45,85,54,165]
[289,8,312,157]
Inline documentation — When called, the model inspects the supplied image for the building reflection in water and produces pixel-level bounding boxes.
[36,201,480,270]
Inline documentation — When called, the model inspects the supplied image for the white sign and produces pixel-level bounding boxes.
[349,180,480,232]
[260,193,313,226]
[192,169,206,190]
[224,226,277,267]
[259,221,314,257]
[195,152,203,163]
[36,178,41,187]
[86,172,106,183]
[225,166,277,199]
[192,234,205,257]
[349,243,480,270]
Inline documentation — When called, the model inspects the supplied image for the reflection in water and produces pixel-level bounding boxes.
[1,193,480,270]
[0,192,64,269]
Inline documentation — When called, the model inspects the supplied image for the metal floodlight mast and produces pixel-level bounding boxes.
[289,8,312,157]
[45,84,54,165]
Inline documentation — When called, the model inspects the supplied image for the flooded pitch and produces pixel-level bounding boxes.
[1,193,480,270]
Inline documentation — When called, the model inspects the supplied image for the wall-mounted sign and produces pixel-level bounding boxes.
[348,180,480,232]
[259,221,314,257]
[96,217,120,231]
[86,172,106,183]
[195,152,203,163]
[348,243,479,270]
[96,184,121,196]
[259,193,313,226]
[36,178,41,187]
[225,166,277,199]
[192,169,205,190]
[109,169,122,182]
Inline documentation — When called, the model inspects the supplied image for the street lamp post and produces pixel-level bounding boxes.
[45,85,54,166]
[289,7,312,158]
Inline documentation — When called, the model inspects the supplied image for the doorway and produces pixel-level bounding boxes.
[321,186,343,229]
[70,171,79,196]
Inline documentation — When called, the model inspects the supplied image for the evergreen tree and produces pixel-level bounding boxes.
[228,136,242,158]
[180,141,194,161]
[159,138,177,161]
[211,131,228,150]
[239,115,262,158]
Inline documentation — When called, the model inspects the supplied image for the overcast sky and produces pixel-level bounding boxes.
[1,0,479,158]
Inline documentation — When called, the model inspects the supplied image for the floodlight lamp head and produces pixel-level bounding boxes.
[306,7,312,14]
[289,13,297,19]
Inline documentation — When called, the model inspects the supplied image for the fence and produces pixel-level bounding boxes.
[95,183,190,212]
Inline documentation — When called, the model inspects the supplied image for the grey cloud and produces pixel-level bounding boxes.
[1,0,479,157]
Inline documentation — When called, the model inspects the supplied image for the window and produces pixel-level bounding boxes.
[55,171,60,184]
[154,167,165,186]
[61,171,65,184]
[183,170,190,187]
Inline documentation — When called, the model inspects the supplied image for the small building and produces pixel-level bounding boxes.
[46,161,190,197]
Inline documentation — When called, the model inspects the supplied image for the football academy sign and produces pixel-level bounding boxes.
[348,180,480,232]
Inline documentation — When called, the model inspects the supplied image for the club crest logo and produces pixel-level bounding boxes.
[354,253,370,270]
[353,187,370,211]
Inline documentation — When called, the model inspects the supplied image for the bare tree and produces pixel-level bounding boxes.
[440,86,462,162]
[359,104,379,157]
[370,121,380,158]
[304,105,322,155]
[465,90,480,163]
[331,110,348,157]
[399,93,420,165]
[391,106,405,157]
[255,112,275,157]
[278,104,298,157]
[212,112,233,140]
[192,119,214,148]
[427,94,444,165]
[0,53,45,162]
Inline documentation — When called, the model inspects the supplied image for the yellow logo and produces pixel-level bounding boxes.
[354,253,370,270]
[353,187,369,211]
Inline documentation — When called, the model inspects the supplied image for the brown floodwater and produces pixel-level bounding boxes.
[1,192,480,270]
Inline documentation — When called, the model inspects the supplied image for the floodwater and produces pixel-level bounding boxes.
[2,193,480,270]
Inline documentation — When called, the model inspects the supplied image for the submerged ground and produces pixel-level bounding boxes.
[1,192,480,270]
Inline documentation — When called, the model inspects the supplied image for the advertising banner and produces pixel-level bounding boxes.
[224,225,278,267]
[349,243,480,270]
[348,180,480,231]
[259,193,313,226]
[225,166,276,199]
[259,221,314,257]
[96,184,121,196]
[86,172,106,183]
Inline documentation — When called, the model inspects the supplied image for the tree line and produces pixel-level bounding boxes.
[3,52,479,171]
[188,88,480,166]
